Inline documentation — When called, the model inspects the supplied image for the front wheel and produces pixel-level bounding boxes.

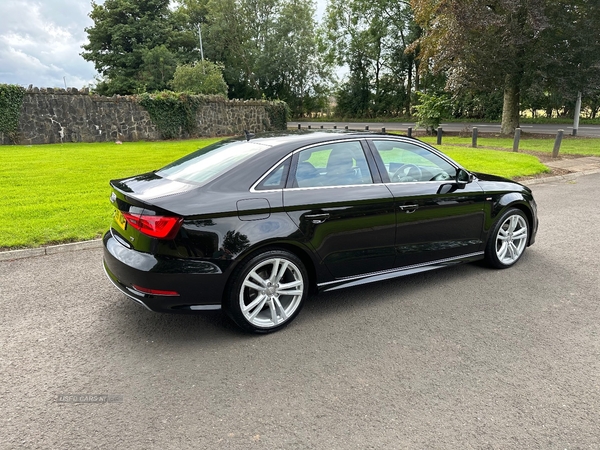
[224,250,308,333]
[485,208,529,269]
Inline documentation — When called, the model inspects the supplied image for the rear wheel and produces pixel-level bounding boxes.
[225,250,308,333]
[485,208,529,269]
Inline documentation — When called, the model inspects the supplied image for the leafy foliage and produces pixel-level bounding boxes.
[138,91,203,139]
[325,0,420,117]
[0,84,25,143]
[139,45,178,92]
[411,0,600,133]
[264,101,290,130]
[200,0,330,116]
[78,0,600,123]
[414,92,451,133]
[82,0,197,95]
[170,61,228,96]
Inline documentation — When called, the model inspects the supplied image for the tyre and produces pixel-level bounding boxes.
[224,249,308,333]
[485,208,529,269]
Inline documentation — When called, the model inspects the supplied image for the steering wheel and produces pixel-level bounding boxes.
[391,164,423,182]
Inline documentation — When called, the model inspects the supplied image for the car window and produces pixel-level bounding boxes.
[156,140,269,186]
[255,159,290,190]
[372,140,457,183]
[292,141,373,188]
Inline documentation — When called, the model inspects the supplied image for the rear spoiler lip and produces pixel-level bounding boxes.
[109,179,151,209]
[109,180,177,217]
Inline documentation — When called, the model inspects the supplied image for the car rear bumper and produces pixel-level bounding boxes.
[102,230,225,313]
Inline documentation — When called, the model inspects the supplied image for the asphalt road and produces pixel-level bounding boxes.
[2,174,600,449]
[291,121,600,137]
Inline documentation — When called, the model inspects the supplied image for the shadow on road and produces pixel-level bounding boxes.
[105,260,497,344]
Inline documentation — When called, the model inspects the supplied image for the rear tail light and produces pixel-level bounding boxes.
[122,212,183,239]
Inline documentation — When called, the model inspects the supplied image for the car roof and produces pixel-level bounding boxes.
[239,129,397,146]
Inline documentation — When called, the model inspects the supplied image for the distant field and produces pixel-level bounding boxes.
[1,136,549,249]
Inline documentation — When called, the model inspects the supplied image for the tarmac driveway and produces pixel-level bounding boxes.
[1,173,599,449]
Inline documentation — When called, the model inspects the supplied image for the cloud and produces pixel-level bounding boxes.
[0,0,327,89]
[0,0,100,88]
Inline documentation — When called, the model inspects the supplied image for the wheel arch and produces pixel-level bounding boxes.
[492,193,535,246]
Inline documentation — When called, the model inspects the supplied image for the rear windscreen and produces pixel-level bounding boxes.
[156,140,270,186]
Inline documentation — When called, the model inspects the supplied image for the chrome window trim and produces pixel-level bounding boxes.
[284,183,389,192]
[384,180,449,187]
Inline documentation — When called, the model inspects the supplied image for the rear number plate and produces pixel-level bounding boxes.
[114,210,127,230]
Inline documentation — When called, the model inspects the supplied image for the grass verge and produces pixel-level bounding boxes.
[419,135,600,156]
[1,139,221,249]
[436,146,549,179]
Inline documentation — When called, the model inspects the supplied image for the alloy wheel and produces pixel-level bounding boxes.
[495,214,528,265]
[239,257,305,329]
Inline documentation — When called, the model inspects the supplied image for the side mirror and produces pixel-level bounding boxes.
[457,169,472,186]
[437,169,473,194]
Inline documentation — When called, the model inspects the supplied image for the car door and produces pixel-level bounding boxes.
[367,138,487,268]
[283,139,396,278]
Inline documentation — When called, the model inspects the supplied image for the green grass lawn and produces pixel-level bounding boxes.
[436,146,549,178]
[420,135,600,156]
[0,139,221,249]
[1,136,549,250]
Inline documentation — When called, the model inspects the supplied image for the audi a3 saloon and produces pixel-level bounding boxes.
[103,131,538,333]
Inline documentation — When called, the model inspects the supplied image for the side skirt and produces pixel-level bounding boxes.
[317,252,485,292]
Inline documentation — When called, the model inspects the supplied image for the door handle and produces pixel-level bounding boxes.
[399,204,419,213]
[305,213,330,224]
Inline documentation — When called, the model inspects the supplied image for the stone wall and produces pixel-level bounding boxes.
[0,87,283,145]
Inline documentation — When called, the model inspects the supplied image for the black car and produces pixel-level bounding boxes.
[103,131,538,333]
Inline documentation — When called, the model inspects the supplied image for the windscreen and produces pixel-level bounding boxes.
[156,140,270,185]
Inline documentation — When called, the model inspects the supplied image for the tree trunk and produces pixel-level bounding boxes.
[501,74,520,135]
[406,60,413,116]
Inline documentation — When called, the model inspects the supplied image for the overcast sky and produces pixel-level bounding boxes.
[0,0,328,89]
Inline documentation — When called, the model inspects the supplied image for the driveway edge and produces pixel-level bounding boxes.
[0,240,103,262]
[522,168,600,186]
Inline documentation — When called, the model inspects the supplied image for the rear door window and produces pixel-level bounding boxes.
[291,141,373,188]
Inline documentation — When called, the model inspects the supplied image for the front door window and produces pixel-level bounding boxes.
[371,140,457,183]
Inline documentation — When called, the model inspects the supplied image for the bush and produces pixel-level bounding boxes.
[414,92,452,134]
[265,101,290,130]
[170,61,228,96]
[0,84,25,143]
[138,91,202,139]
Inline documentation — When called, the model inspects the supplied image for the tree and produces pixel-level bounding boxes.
[176,0,210,25]
[195,0,329,115]
[267,0,331,116]
[82,0,197,95]
[411,0,600,134]
[170,61,228,95]
[323,0,419,117]
[139,45,178,92]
